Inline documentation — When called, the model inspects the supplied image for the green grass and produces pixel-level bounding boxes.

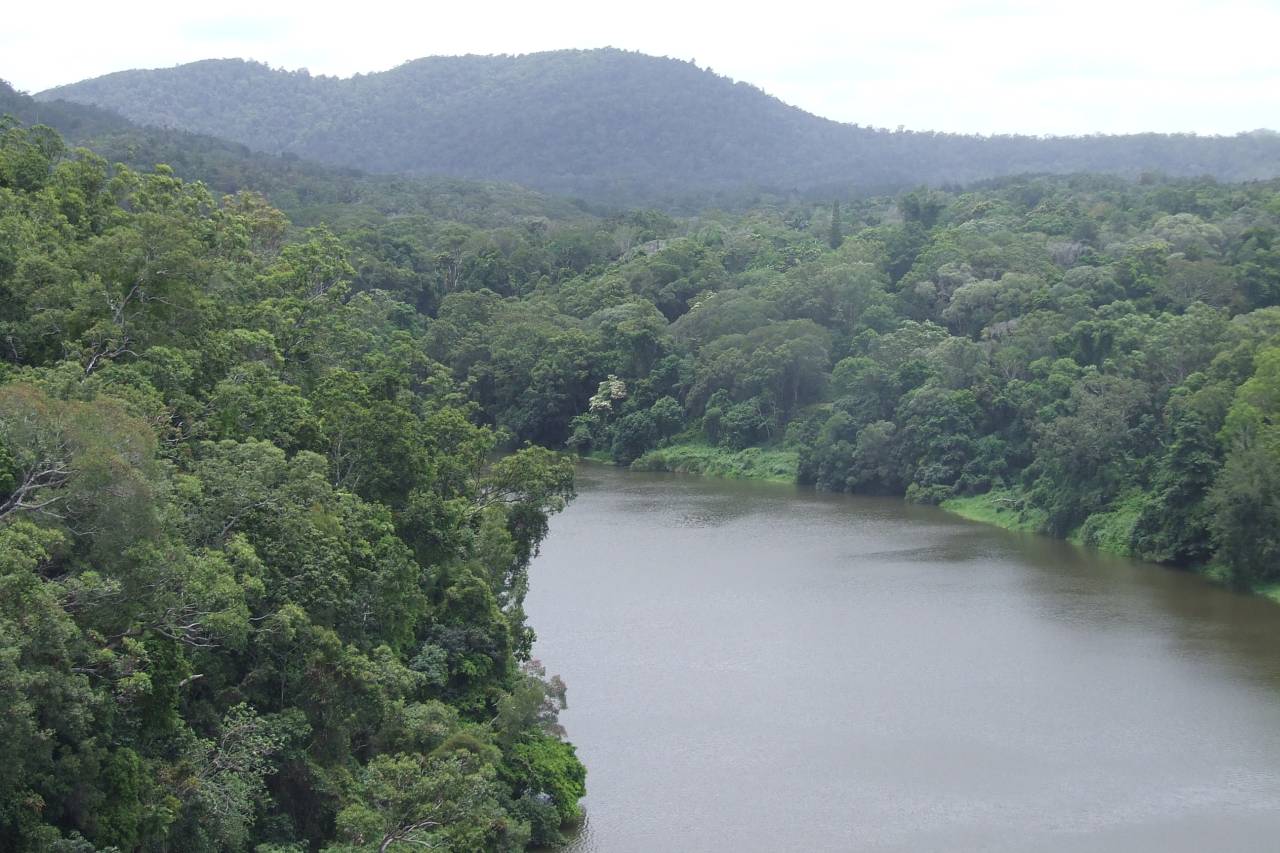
[1195,563,1280,604]
[1199,563,1233,584]
[940,488,1046,533]
[938,490,1280,608]
[1069,494,1144,557]
[631,441,798,483]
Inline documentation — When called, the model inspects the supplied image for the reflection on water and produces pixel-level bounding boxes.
[525,465,1280,853]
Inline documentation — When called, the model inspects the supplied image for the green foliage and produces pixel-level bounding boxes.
[330,754,523,852]
[940,489,1046,533]
[632,441,799,483]
[504,736,586,825]
[300,149,1280,597]
[1074,495,1146,556]
[6,90,1280,853]
[0,125,580,850]
[1207,439,1280,586]
[1204,346,1280,585]
[341,158,1280,596]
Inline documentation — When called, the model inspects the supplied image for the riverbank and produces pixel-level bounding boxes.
[630,442,798,483]
[939,489,1280,604]
[940,488,1046,534]
[587,446,1280,605]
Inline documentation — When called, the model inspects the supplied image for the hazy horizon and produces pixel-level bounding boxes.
[6,0,1279,138]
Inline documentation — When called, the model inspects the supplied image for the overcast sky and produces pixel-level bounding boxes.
[4,0,1278,136]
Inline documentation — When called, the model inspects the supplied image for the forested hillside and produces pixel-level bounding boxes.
[0,123,585,850]
[7,52,1280,848]
[268,164,1280,597]
[38,50,1280,204]
[2,80,593,227]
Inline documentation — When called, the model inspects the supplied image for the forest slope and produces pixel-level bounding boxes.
[37,49,1280,204]
[3,79,594,228]
[0,121,586,852]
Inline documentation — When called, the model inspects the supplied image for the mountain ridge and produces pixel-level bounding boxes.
[0,77,596,226]
[35,48,1280,204]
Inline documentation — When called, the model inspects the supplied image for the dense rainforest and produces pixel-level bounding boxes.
[0,123,586,851]
[37,50,1280,205]
[6,47,1280,850]
[309,166,1280,595]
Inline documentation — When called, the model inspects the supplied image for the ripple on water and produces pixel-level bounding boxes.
[526,465,1280,853]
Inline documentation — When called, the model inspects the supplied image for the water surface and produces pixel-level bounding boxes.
[525,465,1280,852]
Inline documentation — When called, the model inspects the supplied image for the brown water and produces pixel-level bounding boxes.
[524,465,1280,852]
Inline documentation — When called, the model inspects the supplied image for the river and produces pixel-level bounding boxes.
[524,464,1280,852]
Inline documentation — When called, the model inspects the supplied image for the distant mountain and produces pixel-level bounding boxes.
[34,49,1280,204]
[1,79,588,226]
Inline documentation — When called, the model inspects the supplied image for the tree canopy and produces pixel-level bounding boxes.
[0,122,582,851]
[6,65,1280,849]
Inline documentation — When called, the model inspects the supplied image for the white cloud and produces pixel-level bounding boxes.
[3,0,1277,135]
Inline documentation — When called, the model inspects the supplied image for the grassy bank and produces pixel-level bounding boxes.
[1068,494,1145,557]
[941,488,1140,557]
[939,488,1046,533]
[603,450,1280,606]
[1198,564,1280,605]
[942,490,1280,604]
[631,442,798,483]
[1251,582,1280,605]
